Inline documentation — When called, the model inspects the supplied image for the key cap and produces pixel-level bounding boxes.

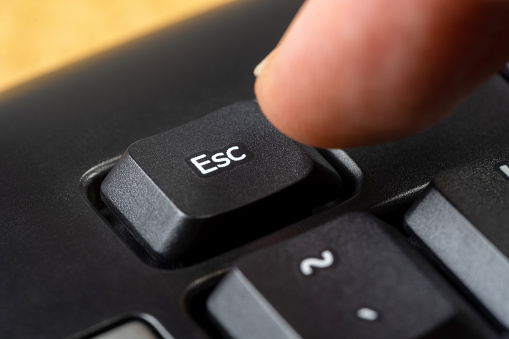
[207,213,494,338]
[405,150,509,329]
[100,101,342,265]
[90,320,164,339]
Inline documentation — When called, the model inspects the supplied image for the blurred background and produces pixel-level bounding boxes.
[0,0,236,94]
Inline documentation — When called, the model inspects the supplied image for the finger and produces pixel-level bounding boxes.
[255,0,509,148]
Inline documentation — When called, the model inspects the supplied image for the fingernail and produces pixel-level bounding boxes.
[253,56,269,77]
[253,49,275,77]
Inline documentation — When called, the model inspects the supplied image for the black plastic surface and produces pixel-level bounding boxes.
[100,101,342,265]
[1,0,509,337]
[208,213,495,338]
[433,150,509,256]
[405,151,509,330]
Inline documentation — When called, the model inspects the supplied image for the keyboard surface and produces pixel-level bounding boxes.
[1,0,509,338]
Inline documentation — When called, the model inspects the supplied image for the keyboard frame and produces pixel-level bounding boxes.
[1,0,509,337]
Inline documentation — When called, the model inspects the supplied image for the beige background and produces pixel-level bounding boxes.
[0,0,237,93]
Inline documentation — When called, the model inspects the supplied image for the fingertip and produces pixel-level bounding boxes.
[254,47,313,145]
[255,0,509,149]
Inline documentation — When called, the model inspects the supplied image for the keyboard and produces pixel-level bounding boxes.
[2,0,509,338]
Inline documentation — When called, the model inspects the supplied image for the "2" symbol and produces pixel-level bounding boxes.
[300,250,334,276]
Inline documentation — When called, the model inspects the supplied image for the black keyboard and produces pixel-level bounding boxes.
[2,0,509,338]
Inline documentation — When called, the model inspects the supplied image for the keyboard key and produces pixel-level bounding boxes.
[90,320,163,339]
[100,101,342,265]
[405,151,509,329]
[207,213,494,338]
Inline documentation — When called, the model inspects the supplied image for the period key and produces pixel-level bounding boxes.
[100,101,343,266]
[207,213,495,338]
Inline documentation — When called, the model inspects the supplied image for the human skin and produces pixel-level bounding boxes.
[254,0,509,148]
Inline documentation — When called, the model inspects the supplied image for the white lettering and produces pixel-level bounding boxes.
[190,154,217,175]
[300,250,334,276]
[211,152,231,168]
[226,146,246,161]
[187,144,250,177]
[500,164,509,178]
[356,308,379,321]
